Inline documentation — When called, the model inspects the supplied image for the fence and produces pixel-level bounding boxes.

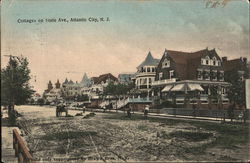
[150,108,250,120]
[13,129,35,163]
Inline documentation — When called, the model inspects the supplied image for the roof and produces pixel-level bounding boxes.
[165,49,208,65]
[68,80,74,84]
[80,73,91,87]
[63,78,68,84]
[223,58,248,72]
[137,51,160,69]
[92,73,118,84]
[158,48,222,80]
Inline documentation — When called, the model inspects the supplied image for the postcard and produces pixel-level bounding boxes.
[1,0,249,162]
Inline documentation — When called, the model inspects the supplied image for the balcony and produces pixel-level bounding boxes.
[152,78,176,86]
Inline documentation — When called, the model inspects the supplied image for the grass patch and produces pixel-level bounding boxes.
[137,125,148,131]
[106,113,249,152]
[169,131,213,142]
[41,131,97,141]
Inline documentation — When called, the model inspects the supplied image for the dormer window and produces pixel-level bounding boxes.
[212,57,217,66]
[162,59,170,68]
[201,56,210,65]
[205,56,210,65]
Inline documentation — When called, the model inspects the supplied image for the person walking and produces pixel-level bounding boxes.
[127,107,132,118]
[83,106,86,113]
[144,105,149,119]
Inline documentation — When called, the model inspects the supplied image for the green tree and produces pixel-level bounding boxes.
[103,82,134,98]
[1,56,34,107]
[37,98,45,105]
[226,71,246,108]
[227,80,245,107]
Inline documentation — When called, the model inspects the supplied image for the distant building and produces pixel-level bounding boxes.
[89,73,118,98]
[43,80,63,103]
[135,51,160,96]
[61,79,82,98]
[222,57,249,82]
[118,73,135,84]
[152,48,231,109]
[80,73,92,87]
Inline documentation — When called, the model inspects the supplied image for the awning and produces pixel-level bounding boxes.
[171,84,185,92]
[161,85,173,92]
[187,83,204,91]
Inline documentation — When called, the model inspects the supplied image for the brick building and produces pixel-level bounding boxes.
[152,48,231,109]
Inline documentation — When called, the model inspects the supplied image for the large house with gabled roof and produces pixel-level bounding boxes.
[152,48,231,109]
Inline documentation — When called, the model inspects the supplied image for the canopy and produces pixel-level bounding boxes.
[171,84,185,91]
[161,85,173,92]
[187,83,204,91]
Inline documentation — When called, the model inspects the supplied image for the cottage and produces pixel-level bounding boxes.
[152,48,231,109]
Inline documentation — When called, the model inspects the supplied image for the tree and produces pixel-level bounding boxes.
[1,56,34,107]
[103,82,134,98]
[228,80,245,107]
[226,70,246,108]
[37,98,45,105]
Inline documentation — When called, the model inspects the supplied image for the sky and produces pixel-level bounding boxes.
[1,0,249,94]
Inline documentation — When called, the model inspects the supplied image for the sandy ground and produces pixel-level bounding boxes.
[15,105,249,162]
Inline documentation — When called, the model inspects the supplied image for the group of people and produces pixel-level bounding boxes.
[126,104,150,119]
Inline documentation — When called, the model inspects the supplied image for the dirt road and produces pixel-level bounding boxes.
[15,105,249,162]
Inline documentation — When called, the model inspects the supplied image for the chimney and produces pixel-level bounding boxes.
[222,57,227,62]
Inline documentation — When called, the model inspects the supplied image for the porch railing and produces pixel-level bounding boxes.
[13,129,35,163]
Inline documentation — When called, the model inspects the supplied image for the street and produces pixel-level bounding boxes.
[7,105,249,162]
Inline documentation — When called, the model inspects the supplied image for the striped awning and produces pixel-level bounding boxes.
[187,83,204,91]
[171,84,185,91]
[161,85,173,92]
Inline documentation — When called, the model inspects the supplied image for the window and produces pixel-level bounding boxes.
[176,100,184,105]
[212,57,217,66]
[159,72,163,80]
[205,56,210,65]
[190,99,197,104]
[221,87,226,95]
[201,99,208,104]
[212,99,218,104]
[162,59,170,68]
[147,67,150,72]
[152,67,155,72]
[212,70,217,80]
[169,70,174,79]
[203,70,210,80]
[218,71,224,81]
[142,78,147,85]
[197,69,203,80]
[149,78,152,84]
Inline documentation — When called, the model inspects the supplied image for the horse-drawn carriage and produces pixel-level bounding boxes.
[56,104,68,117]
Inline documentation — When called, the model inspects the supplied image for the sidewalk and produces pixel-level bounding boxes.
[1,111,20,163]
[85,108,250,123]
